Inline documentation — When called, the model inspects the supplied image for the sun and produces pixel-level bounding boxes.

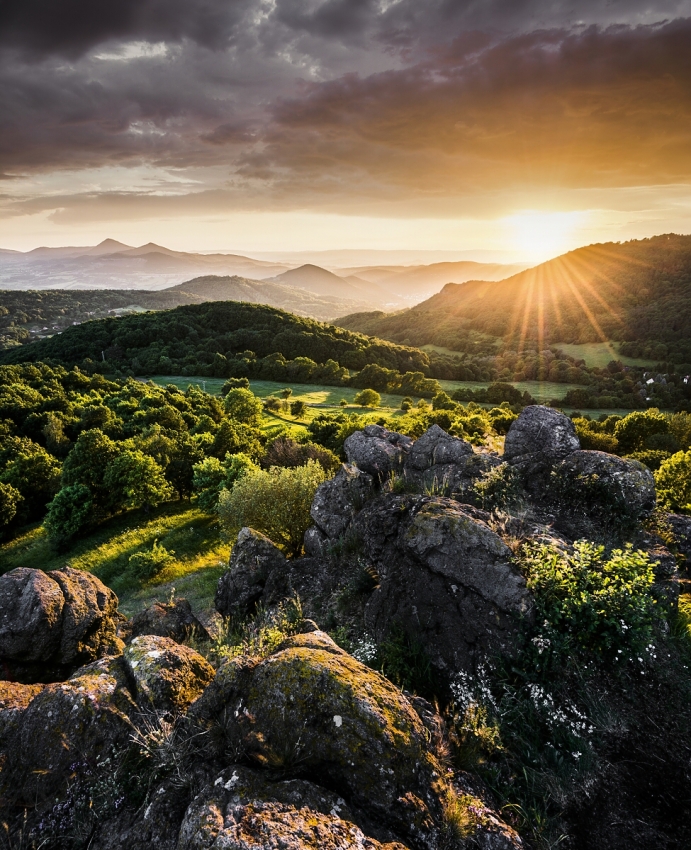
[505,210,587,264]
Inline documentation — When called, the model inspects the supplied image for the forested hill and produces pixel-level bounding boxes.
[336,234,691,364]
[0,300,429,378]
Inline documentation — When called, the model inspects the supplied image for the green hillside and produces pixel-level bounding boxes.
[0,300,429,378]
[337,234,691,366]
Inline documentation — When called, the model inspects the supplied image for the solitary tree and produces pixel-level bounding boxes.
[354,388,381,408]
[224,388,264,428]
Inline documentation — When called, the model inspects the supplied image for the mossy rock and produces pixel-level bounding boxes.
[190,631,445,846]
[123,634,214,713]
[178,764,408,849]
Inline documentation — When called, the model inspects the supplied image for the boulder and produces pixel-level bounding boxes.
[303,524,329,557]
[130,598,208,643]
[0,566,123,682]
[123,635,214,713]
[310,462,374,540]
[553,450,656,542]
[5,656,137,803]
[407,424,473,470]
[352,495,532,674]
[190,631,445,847]
[504,405,579,491]
[215,528,287,619]
[344,425,411,479]
[177,765,407,850]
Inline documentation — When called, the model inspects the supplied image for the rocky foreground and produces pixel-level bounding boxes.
[1,406,690,849]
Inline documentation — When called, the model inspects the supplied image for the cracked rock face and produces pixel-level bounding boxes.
[0,566,123,682]
[310,462,374,541]
[353,495,533,674]
[344,425,412,479]
[504,405,580,491]
[215,527,287,619]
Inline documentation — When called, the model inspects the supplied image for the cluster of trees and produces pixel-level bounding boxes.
[0,363,341,548]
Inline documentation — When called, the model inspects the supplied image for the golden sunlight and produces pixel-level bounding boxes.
[505,210,587,263]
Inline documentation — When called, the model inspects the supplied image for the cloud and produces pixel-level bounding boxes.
[249,18,691,197]
[1,6,690,226]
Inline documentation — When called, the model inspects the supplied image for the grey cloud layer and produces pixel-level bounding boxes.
[1,0,690,218]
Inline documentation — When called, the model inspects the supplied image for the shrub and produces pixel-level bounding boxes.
[0,481,22,531]
[193,453,258,511]
[353,388,380,408]
[655,450,691,514]
[614,409,669,453]
[432,390,456,410]
[128,540,176,580]
[44,483,93,548]
[290,400,307,418]
[519,540,658,665]
[487,406,517,435]
[261,437,340,474]
[221,377,250,395]
[473,463,523,511]
[218,460,327,555]
[627,449,671,471]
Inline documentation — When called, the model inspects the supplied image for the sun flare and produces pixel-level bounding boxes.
[506,210,587,263]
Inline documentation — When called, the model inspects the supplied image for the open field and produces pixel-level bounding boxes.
[0,503,228,617]
[423,341,656,370]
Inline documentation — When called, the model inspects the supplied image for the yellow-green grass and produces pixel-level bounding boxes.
[424,341,655,369]
[554,342,655,369]
[437,378,585,404]
[147,375,410,432]
[0,502,228,617]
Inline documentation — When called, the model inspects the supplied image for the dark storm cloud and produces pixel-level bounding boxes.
[248,18,691,195]
[1,0,691,220]
[0,0,258,57]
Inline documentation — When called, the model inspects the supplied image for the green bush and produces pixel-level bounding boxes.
[290,400,307,418]
[353,388,380,408]
[655,450,691,514]
[627,449,671,471]
[473,463,523,511]
[218,460,327,555]
[128,540,176,580]
[44,483,94,548]
[614,409,669,453]
[519,540,658,665]
[0,481,22,531]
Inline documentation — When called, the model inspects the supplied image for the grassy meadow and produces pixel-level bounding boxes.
[0,503,228,617]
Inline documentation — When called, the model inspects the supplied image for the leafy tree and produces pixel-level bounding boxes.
[655,450,691,514]
[218,460,327,556]
[104,449,173,512]
[62,429,121,509]
[0,443,62,520]
[0,481,22,531]
[223,388,264,427]
[614,409,669,453]
[290,400,307,419]
[354,388,380,408]
[261,436,340,474]
[44,484,94,549]
[211,420,263,460]
[221,376,250,395]
[281,387,293,400]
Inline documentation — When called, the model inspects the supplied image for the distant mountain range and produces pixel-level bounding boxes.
[0,239,524,310]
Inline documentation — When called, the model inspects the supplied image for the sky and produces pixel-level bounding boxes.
[1,0,691,262]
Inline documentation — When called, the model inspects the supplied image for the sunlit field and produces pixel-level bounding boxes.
[0,504,228,616]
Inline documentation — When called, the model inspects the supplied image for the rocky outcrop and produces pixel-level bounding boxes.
[355,495,532,674]
[189,630,521,850]
[504,405,580,492]
[310,462,374,540]
[215,527,287,619]
[0,566,123,682]
[123,635,214,713]
[344,424,412,479]
[553,450,656,542]
[668,513,691,567]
